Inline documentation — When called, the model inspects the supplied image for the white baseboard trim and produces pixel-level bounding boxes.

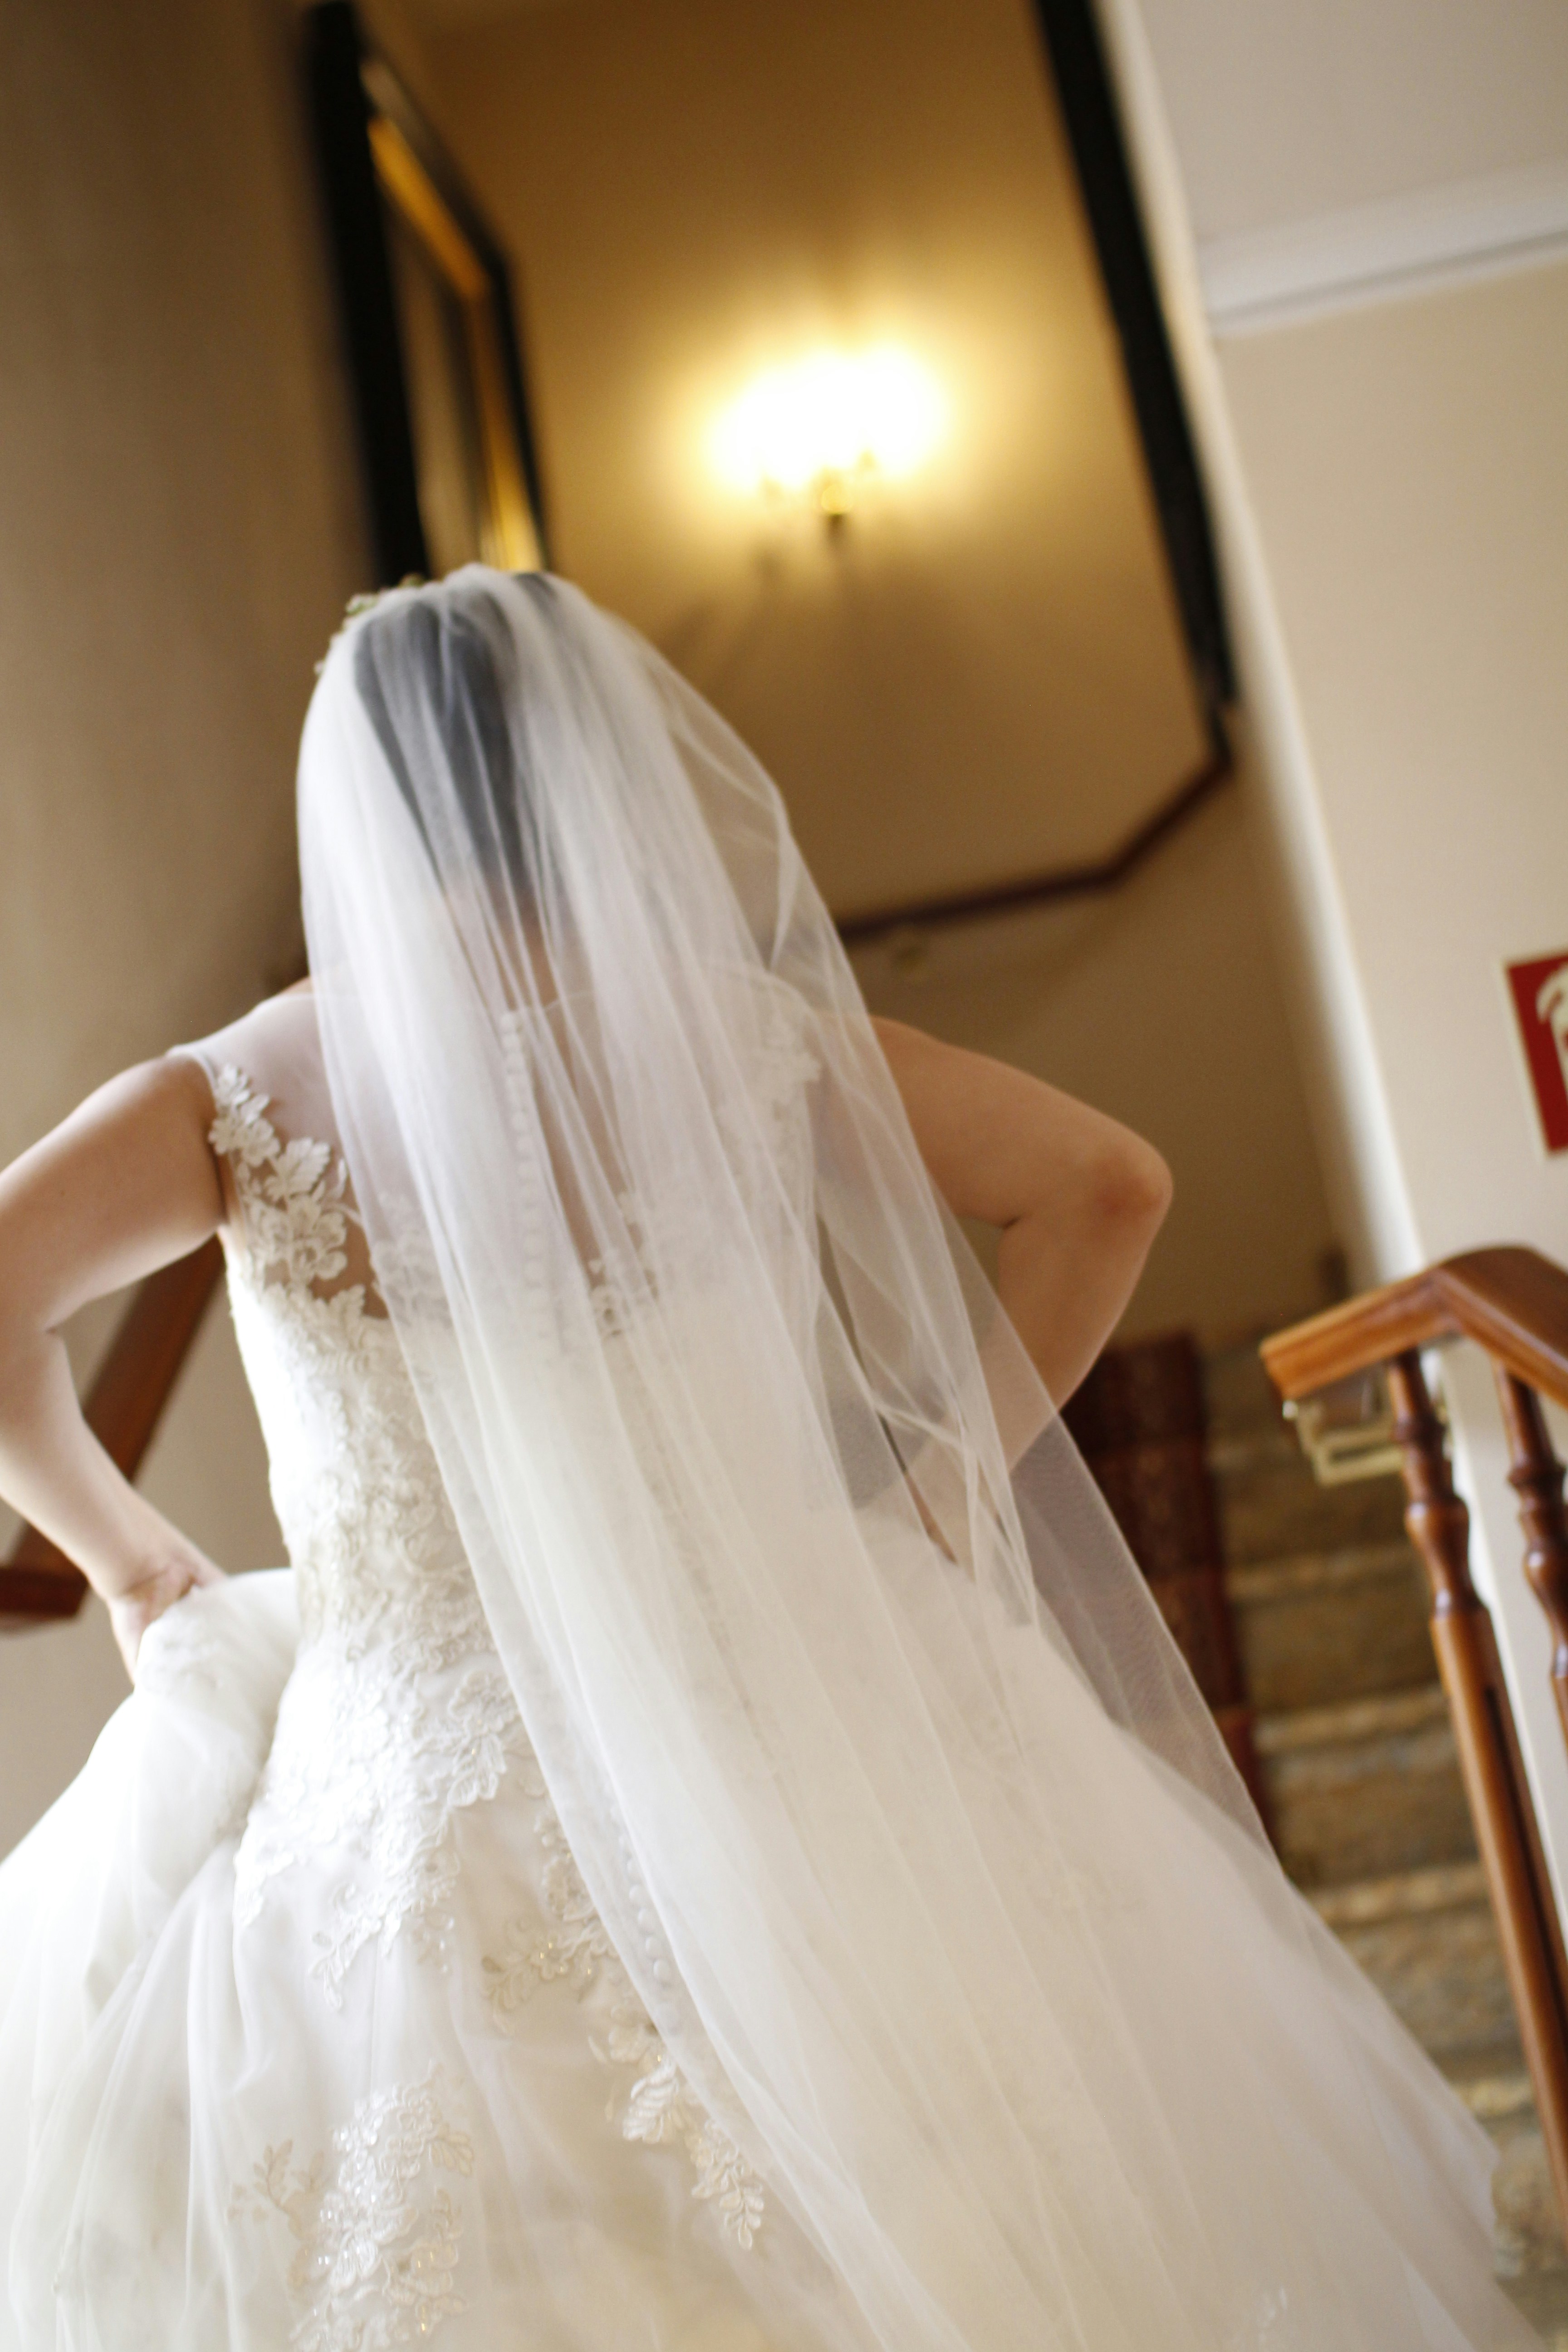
[1199,160,1568,336]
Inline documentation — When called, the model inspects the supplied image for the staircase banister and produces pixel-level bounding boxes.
[1264,1246,1568,2226]
[1262,1246,1568,1411]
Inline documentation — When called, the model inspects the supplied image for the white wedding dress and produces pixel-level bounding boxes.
[4,568,1544,2348]
[0,984,1546,2351]
[0,981,1548,2350]
[0,995,868,2352]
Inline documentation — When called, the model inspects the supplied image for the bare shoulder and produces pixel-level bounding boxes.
[157,1047,218,1121]
[32,1052,216,1160]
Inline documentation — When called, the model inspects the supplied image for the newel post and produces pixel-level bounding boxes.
[1496,1370,1568,1754]
[1386,1350,1568,2224]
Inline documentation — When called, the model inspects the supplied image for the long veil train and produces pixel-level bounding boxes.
[298,566,1530,2350]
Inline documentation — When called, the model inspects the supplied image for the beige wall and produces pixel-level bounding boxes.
[0,0,371,1150]
[1217,263,1568,1265]
[0,0,362,1851]
[1100,0,1568,1882]
[853,766,1338,1340]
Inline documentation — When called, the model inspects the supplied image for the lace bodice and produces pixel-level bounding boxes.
[204,1061,484,1672]
[183,1058,517,1994]
[191,980,820,1659]
[173,1024,767,2279]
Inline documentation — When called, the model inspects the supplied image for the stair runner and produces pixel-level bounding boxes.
[1203,1335,1568,2341]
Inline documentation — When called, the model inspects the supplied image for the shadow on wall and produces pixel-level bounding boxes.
[852,754,1338,1342]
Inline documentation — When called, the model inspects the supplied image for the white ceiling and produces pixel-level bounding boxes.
[1134,0,1568,244]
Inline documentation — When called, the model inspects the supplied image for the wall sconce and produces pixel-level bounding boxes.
[711,346,946,531]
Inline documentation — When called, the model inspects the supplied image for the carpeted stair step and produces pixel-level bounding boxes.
[1308,1861,1518,2071]
[1485,2107,1568,2308]
[1227,1539,1434,1714]
[1209,1426,1411,1567]
[1306,1872,1568,2301]
[1255,1685,1475,1890]
[1201,1333,1413,1563]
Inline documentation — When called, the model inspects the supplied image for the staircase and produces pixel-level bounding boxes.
[1205,1336,1568,2340]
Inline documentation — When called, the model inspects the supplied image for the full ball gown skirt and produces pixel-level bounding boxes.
[0,1054,1538,2349]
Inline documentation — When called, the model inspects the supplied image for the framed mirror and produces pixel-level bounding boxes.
[305,1,549,585]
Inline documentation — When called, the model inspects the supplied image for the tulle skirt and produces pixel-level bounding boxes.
[0,1565,1539,2349]
[0,1573,865,2351]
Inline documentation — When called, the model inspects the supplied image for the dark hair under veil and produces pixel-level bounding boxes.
[352,572,560,902]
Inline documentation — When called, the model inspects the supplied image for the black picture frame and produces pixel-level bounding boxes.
[1031,0,1234,730]
[304,0,550,587]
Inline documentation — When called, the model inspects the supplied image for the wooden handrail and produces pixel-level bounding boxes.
[1262,1245,1568,1411]
[0,1239,225,1627]
[1264,1246,1568,2230]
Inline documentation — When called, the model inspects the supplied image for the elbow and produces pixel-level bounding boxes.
[1085,1131,1173,1246]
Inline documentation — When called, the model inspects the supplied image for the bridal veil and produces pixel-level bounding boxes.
[298,567,1529,2351]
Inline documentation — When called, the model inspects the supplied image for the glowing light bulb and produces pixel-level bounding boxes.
[710,346,947,513]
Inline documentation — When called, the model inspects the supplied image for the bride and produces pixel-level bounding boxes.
[0,568,1539,2349]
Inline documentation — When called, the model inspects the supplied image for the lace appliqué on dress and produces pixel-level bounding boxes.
[237,1650,525,2004]
[717,981,822,1166]
[230,2072,473,2351]
[209,1066,515,1995]
[482,1774,765,2250]
[206,1062,485,1670]
[206,1077,484,1665]
[211,1065,353,1296]
[208,1055,764,2241]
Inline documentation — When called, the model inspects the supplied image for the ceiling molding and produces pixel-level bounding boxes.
[1198,158,1568,338]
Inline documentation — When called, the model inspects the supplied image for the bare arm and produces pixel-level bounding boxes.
[0,1058,227,1674]
[872,1017,1171,1403]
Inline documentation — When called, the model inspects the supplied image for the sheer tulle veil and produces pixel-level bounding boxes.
[297,567,1523,2351]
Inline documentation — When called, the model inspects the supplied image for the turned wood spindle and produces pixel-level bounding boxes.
[1260,1254,1568,2236]
[1496,1369,1568,1750]
[1386,1349,1568,2227]
[1386,1352,1481,1623]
